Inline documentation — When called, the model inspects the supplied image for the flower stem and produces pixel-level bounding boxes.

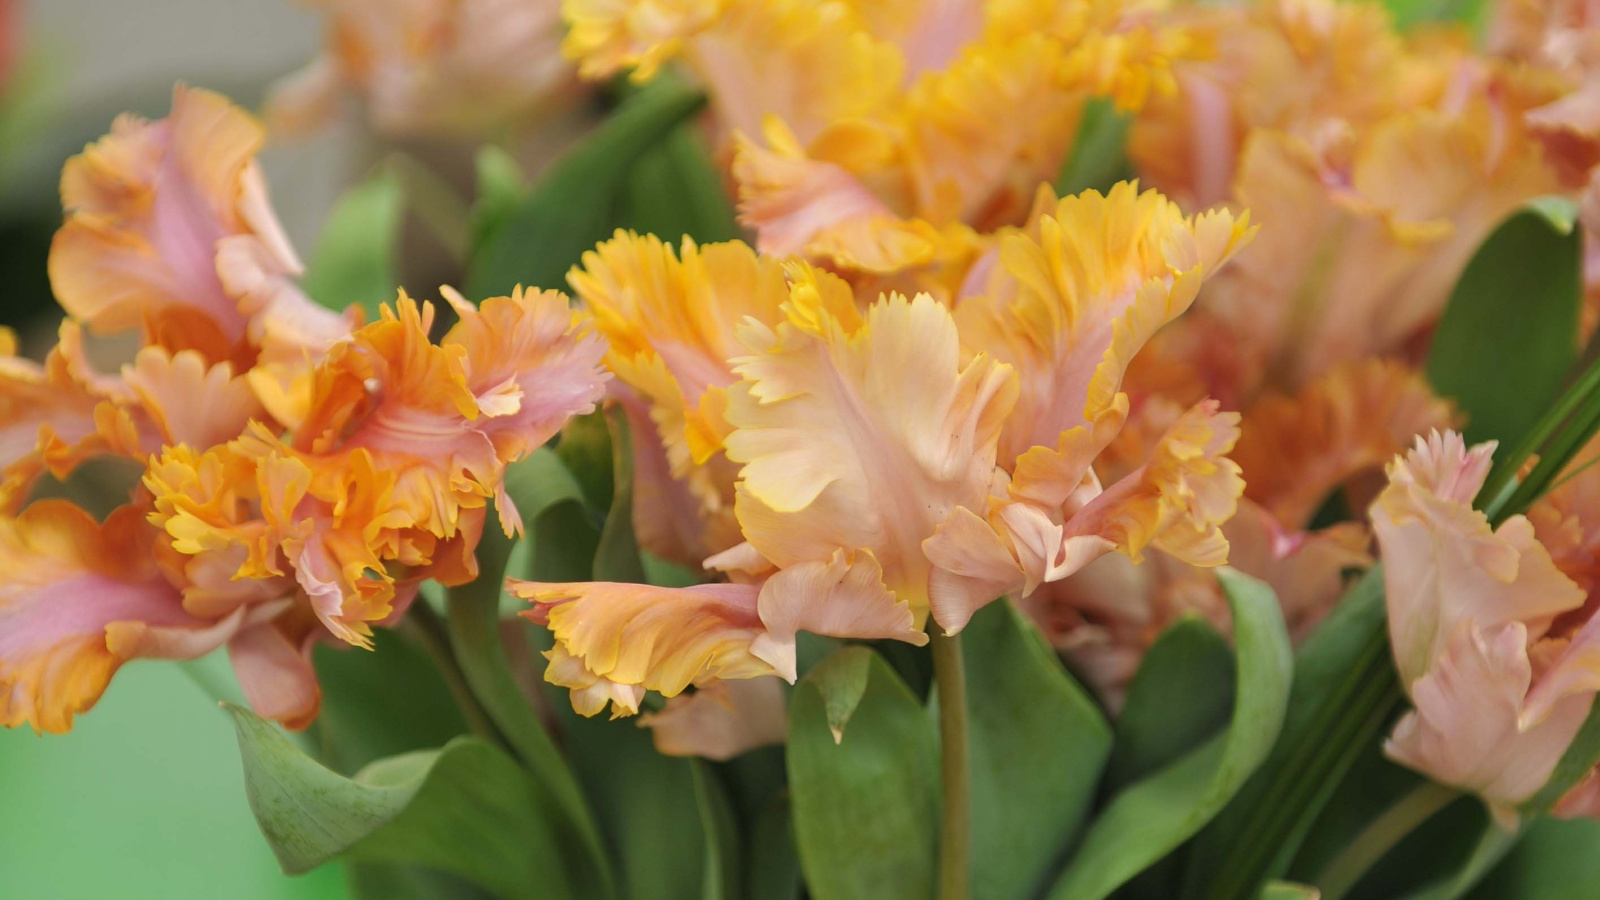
[402,600,501,744]
[931,629,972,900]
[1316,781,1461,900]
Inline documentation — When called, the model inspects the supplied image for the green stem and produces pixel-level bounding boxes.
[384,153,472,264]
[402,601,501,744]
[1316,782,1461,900]
[931,630,972,900]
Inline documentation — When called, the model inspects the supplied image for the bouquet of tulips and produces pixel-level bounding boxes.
[10,0,1600,897]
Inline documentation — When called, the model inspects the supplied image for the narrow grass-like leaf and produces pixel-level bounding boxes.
[1466,816,1600,898]
[1049,570,1293,900]
[228,705,577,900]
[961,600,1114,900]
[789,646,939,900]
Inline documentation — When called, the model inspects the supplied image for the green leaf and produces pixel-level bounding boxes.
[466,81,707,299]
[1467,816,1600,899]
[1426,208,1583,448]
[563,714,714,900]
[747,797,803,900]
[693,762,742,900]
[1048,569,1293,900]
[1525,702,1600,814]
[227,705,577,900]
[1056,98,1134,197]
[1182,568,1402,900]
[1107,616,1236,792]
[618,124,741,244]
[960,600,1113,900]
[1396,821,1519,900]
[303,170,406,322]
[312,628,469,774]
[788,646,939,900]
[470,146,528,254]
[1261,883,1319,900]
[444,452,612,898]
[348,864,490,900]
[593,408,647,583]
[556,411,616,514]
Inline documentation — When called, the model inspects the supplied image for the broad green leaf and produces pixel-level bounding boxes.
[312,628,468,774]
[227,705,578,900]
[1056,98,1133,197]
[563,713,713,900]
[1427,208,1583,448]
[1183,568,1400,900]
[960,600,1113,900]
[788,646,939,900]
[1049,569,1293,900]
[303,171,406,322]
[1467,816,1600,899]
[1261,883,1320,900]
[348,864,490,900]
[619,124,740,244]
[466,81,706,299]
[1107,616,1236,792]
[1526,195,1580,234]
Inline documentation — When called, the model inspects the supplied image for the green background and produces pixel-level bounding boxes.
[0,659,349,900]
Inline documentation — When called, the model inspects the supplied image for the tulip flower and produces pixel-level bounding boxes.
[514,181,1255,717]
[266,0,581,137]
[562,0,1196,276]
[1372,431,1600,826]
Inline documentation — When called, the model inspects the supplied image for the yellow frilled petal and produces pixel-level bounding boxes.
[956,180,1254,468]
[1061,399,1244,566]
[568,231,799,562]
[641,675,788,760]
[0,502,246,734]
[1231,359,1457,530]
[49,85,350,369]
[732,120,952,274]
[562,0,727,82]
[928,399,1243,634]
[724,292,1018,625]
[143,444,294,617]
[513,579,774,717]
